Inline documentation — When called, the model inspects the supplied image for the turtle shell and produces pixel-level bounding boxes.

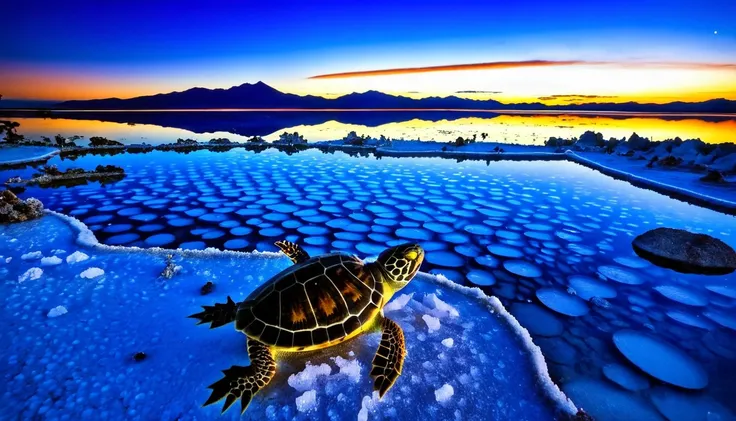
[235,252,384,350]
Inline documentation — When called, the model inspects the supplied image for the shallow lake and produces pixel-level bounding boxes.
[3,110,736,146]
[3,146,736,419]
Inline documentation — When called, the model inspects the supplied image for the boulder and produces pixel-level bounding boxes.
[0,190,44,223]
[711,152,736,174]
[700,170,725,183]
[576,131,605,148]
[633,228,736,275]
[670,139,705,164]
[627,132,651,151]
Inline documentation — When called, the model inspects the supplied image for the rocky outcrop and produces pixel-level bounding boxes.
[6,165,125,187]
[576,131,605,148]
[700,170,725,183]
[633,228,736,275]
[0,190,44,223]
[88,136,123,147]
[626,132,651,151]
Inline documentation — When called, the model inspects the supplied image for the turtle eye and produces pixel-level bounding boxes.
[405,250,418,260]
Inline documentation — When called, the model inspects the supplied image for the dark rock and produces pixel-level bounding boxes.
[201,281,215,295]
[208,138,231,145]
[572,409,595,421]
[133,352,146,362]
[0,190,44,223]
[627,132,650,151]
[176,138,198,145]
[700,170,725,183]
[633,228,736,275]
[89,136,123,147]
[657,155,683,167]
[576,131,605,148]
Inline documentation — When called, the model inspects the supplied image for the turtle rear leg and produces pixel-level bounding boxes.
[188,296,239,328]
[370,318,406,398]
[204,338,276,414]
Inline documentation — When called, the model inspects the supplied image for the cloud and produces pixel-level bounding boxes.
[309,60,736,79]
[456,90,503,94]
[538,94,619,101]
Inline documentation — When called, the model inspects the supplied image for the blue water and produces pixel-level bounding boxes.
[3,148,736,420]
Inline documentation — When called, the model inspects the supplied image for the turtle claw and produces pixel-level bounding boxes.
[203,365,254,414]
[201,340,276,415]
[188,296,238,329]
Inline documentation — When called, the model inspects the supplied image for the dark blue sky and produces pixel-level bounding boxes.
[2,0,734,101]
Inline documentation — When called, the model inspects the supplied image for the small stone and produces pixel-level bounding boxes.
[133,352,146,362]
[200,281,214,295]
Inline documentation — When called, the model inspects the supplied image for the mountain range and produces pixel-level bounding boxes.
[53,82,736,113]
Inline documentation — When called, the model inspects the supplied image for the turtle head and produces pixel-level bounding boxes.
[375,243,424,291]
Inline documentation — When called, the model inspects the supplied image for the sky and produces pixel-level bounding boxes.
[1,0,735,105]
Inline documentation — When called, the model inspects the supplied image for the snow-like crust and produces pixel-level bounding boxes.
[566,151,736,215]
[0,148,60,166]
[418,272,578,415]
[48,210,284,260]
[46,211,579,416]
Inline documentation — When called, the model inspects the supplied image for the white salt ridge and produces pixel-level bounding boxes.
[295,390,317,412]
[66,251,89,264]
[80,267,105,279]
[19,268,43,282]
[422,314,441,333]
[384,293,414,313]
[47,305,68,318]
[21,251,43,260]
[441,338,454,348]
[287,362,332,392]
[435,384,454,402]
[40,256,63,266]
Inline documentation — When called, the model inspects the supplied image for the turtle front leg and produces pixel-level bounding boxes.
[203,338,276,414]
[370,318,406,398]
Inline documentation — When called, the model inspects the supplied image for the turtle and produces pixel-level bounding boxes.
[189,240,425,414]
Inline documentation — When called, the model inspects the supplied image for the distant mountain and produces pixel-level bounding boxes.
[55,81,736,113]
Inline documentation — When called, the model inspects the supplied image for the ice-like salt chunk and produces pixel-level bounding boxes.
[287,362,331,392]
[384,293,414,313]
[435,383,454,402]
[334,356,361,383]
[442,338,454,348]
[4,257,11,263]
[295,390,317,413]
[66,251,89,264]
[423,293,460,318]
[21,251,43,260]
[47,306,68,318]
[358,392,380,421]
[422,314,441,333]
[19,267,43,282]
[40,256,63,266]
[80,267,105,279]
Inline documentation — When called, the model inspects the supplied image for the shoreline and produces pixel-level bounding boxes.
[3,140,734,216]
[2,108,735,118]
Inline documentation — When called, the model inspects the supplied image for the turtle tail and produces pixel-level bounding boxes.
[189,296,239,328]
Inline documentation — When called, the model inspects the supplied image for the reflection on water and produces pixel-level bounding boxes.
[5,110,736,146]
